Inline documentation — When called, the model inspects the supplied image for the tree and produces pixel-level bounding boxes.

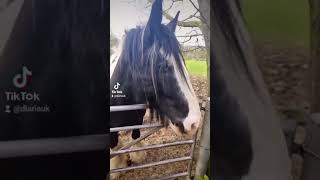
[146,0,210,90]
[309,0,320,113]
[145,0,207,50]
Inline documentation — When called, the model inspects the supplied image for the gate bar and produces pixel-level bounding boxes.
[111,127,162,158]
[110,124,163,132]
[0,134,107,158]
[111,140,194,156]
[120,127,162,150]
[110,156,192,173]
[110,104,147,112]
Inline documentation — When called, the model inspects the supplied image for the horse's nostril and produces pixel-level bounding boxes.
[191,122,197,130]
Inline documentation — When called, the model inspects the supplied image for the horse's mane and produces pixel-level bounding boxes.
[115,24,190,124]
[118,25,188,83]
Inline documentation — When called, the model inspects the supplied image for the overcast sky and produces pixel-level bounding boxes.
[110,0,205,46]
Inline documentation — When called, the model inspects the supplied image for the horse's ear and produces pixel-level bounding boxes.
[166,11,180,32]
[144,0,163,39]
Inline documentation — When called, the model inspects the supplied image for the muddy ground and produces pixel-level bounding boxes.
[254,40,310,121]
[255,40,313,180]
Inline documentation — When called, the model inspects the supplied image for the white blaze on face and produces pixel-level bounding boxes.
[165,51,201,136]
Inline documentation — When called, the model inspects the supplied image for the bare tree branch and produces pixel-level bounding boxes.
[177,29,203,45]
[180,36,193,43]
[180,9,199,22]
[142,0,206,50]
[147,0,202,27]
[164,0,182,11]
[188,0,200,13]
[164,0,175,11]
[188,0,210,29]
[182,45,205,52]
[194,15,202,20]
[163,12,201,27]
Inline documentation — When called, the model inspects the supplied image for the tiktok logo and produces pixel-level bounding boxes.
[111,81,125,98]
[13,66,32,88]
[114,82,120,90]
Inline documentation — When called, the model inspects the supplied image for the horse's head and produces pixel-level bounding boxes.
[116,0,201,136]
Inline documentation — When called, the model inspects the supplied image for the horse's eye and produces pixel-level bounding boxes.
[165,62,170,69]
[159,61,171,72]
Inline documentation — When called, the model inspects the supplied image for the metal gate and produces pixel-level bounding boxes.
[110,102,207,180]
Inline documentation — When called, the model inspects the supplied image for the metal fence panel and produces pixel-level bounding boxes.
[110,104,147,112]
[109,100,208,178]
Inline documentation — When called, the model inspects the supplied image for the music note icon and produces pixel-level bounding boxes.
[114,82,120,90]
[13,66,32,88]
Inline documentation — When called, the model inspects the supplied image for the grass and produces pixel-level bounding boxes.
[243,0,310,48]
[185,59,207,77]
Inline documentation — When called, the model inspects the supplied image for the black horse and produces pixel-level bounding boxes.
[110,0,201,178]
[0,1,108,180]
[212,0,292,180]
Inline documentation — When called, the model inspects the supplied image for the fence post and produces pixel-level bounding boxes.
[194,98,210,179]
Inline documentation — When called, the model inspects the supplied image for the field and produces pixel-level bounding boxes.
[243,0,310,47]
[242,0,311,114]
[185,59,207,77]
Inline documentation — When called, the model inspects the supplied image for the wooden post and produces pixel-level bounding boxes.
[309,0,320,113]
[192,1,210,179]
[194,98,210,179]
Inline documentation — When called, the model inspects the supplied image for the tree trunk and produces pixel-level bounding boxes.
[309,0,320,113]
[198,0,210,95]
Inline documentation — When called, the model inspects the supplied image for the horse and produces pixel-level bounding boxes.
[0,1,108,180]
[110,0,201,178]
[212,0,292,179]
